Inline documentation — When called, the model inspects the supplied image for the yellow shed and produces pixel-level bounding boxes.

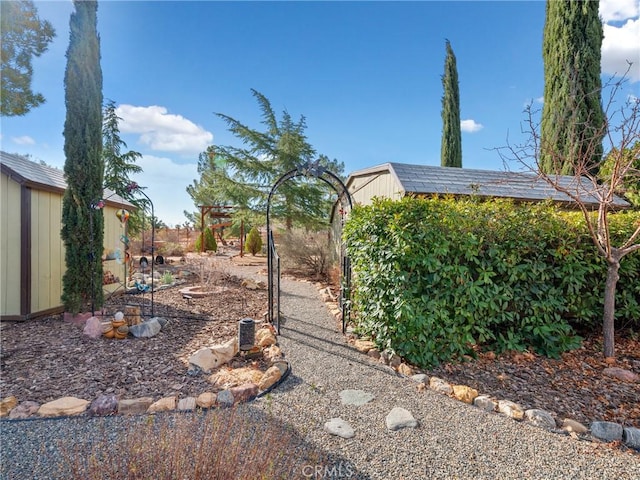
[1,152,134,320]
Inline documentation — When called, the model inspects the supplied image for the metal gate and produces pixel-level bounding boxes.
[267,160,353,334]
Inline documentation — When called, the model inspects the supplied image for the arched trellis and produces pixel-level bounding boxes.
[267,160,353,334]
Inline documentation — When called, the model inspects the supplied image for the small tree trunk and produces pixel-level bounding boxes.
[602,258,620,359]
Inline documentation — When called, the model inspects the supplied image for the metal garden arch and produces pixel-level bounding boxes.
[267,160,353,334]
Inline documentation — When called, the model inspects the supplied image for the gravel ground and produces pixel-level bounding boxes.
[2,261,639,479]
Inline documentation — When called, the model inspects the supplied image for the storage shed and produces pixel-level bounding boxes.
[1,151,134,320]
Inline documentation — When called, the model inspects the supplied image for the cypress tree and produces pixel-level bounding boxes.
[61,0,104,314]
[440,39,462,168]
[541,0,604,175]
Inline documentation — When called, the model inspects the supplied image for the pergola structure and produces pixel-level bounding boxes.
[198,205,244,255]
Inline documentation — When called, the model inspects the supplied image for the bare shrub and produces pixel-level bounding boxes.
[278,230,334,279]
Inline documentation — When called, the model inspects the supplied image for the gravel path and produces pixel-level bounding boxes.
[2,260,639,479]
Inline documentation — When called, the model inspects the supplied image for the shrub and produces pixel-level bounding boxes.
[194,227,217,252]
[245,227,263,255]
[158,242,184,257]
[344,197,639,367]
[279,229,333,279]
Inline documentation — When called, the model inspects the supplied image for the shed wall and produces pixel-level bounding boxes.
[349,171,403,206]
[1,172,21,316]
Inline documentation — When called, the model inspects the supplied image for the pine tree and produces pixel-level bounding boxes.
[61,0,103,314]
[440,40,462,168]
[245,227,263,256]
[0,0,55,116]
[541,0,604,175]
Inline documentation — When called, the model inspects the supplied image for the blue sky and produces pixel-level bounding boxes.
[2,0,639,226]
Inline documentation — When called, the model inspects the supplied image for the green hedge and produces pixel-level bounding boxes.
[344,197,639,368]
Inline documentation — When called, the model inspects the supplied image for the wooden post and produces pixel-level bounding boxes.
[240,219,244,257]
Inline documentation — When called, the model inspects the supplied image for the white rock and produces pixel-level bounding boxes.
[324,418,355,439]
[339,389,375,406]
[386,407,418,431]
[189,348,217,374]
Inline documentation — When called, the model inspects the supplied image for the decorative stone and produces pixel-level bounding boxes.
[339,389,375,406]
[258,366,282,391]
[273,361,289,376]
[354,339,375,353]
[623,427,640,451]
[154,317,169,328]
[367,349,381,360]
[196,392,217,408]
[473,395,497,412]
[189,347,218,374]
[241,279,260,290]
[177,397,196,411]
[452,385,478,404]
[429,377,453,395]
[147,396,177,413]
[129,318,162,338]
[38,397,89,417]
[379,351,391,365]
[497,400,524,420]
[561,418,588,434]
[0,396,18,417]
[8,401,40,419]
[83,316,103,339]
[118,397,153,415]
[324,418,355,439]
[603,367,639,383]
[397,363,414,377]
[209,367,264,388]
[389,355,402,369]
[210,338,238,367]
[386,407,418,431]
[263,345,283,362]
[255,328,277,347]
[216,389,235,408]
[88,394,118,416]
[410,374,429,385]
[524,409,556,430]
[230,383,258,404]
[590,421,623,442]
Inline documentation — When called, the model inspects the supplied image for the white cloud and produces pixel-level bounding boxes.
[115,105,213,154]
[600,0,638,22]
[461,119,484,133]
[130,155,199,226]
[12,135,35,145]
[600,0,640,82]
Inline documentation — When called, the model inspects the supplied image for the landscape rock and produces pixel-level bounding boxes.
[452,385,478,404]
[0,396,18,417]
[353,339,375,353]
[118,397,153,415]
[497,400,524,420]
[210,337,238,366]
[524,409,556,430]
[367,349,381,360]
[429,377,453,395]
[263,345,283,362]
[590,421,623,442]
[154,317,169,328]
[209,367,264,388]
[339,389,375,406]
[602,367,639,383]
[623,427,640,451]
[38,397,89,417]
[147,396,177,413]
[258,366,282,391]
[273,361,289,376]
[83,316,103,339]
[177,397,196,411]
[255,328,277,347]
[88,394,118,416]
[196,392,217,409]
[230,383,258,403]
[129,318,162,338]
[324,418,355,439]
[386,407,418,431]
[189,347,218,374]
[389,355,402,369]
[8,401,40,419]
[216,389,235,408]
[473,395,497,412]
[410,374,429,385]
[561,418,588,434]
[397,363,414,377]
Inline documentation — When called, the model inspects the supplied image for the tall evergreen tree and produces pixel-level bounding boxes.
[440,39,462,168]
[541,0,604,175]
[61,0,104,314]
[0,0,55,116]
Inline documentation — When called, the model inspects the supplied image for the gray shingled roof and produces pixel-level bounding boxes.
[351,162,629,208]
[1,151,134,207]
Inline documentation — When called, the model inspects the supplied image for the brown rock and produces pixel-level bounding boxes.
[258,366,282,391]
[367,349,381,360]
[561,418,588,434]
[255,328,277,347]
[429,377,453,395]
[177,397,196,411]
[8,401,40,419]
[263,345,283,362]
[196,392,217,408]
[230,383,259,404]
[453,385,479,404]
[0,396,18,417]
[603,367,639,383]
[118,397,153,415]
[38,397,89,417]
[147,396,177,413]
[498,400,524,420]
[354,339,375,353]
[88,394,119,416]
[397,363,414,377]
